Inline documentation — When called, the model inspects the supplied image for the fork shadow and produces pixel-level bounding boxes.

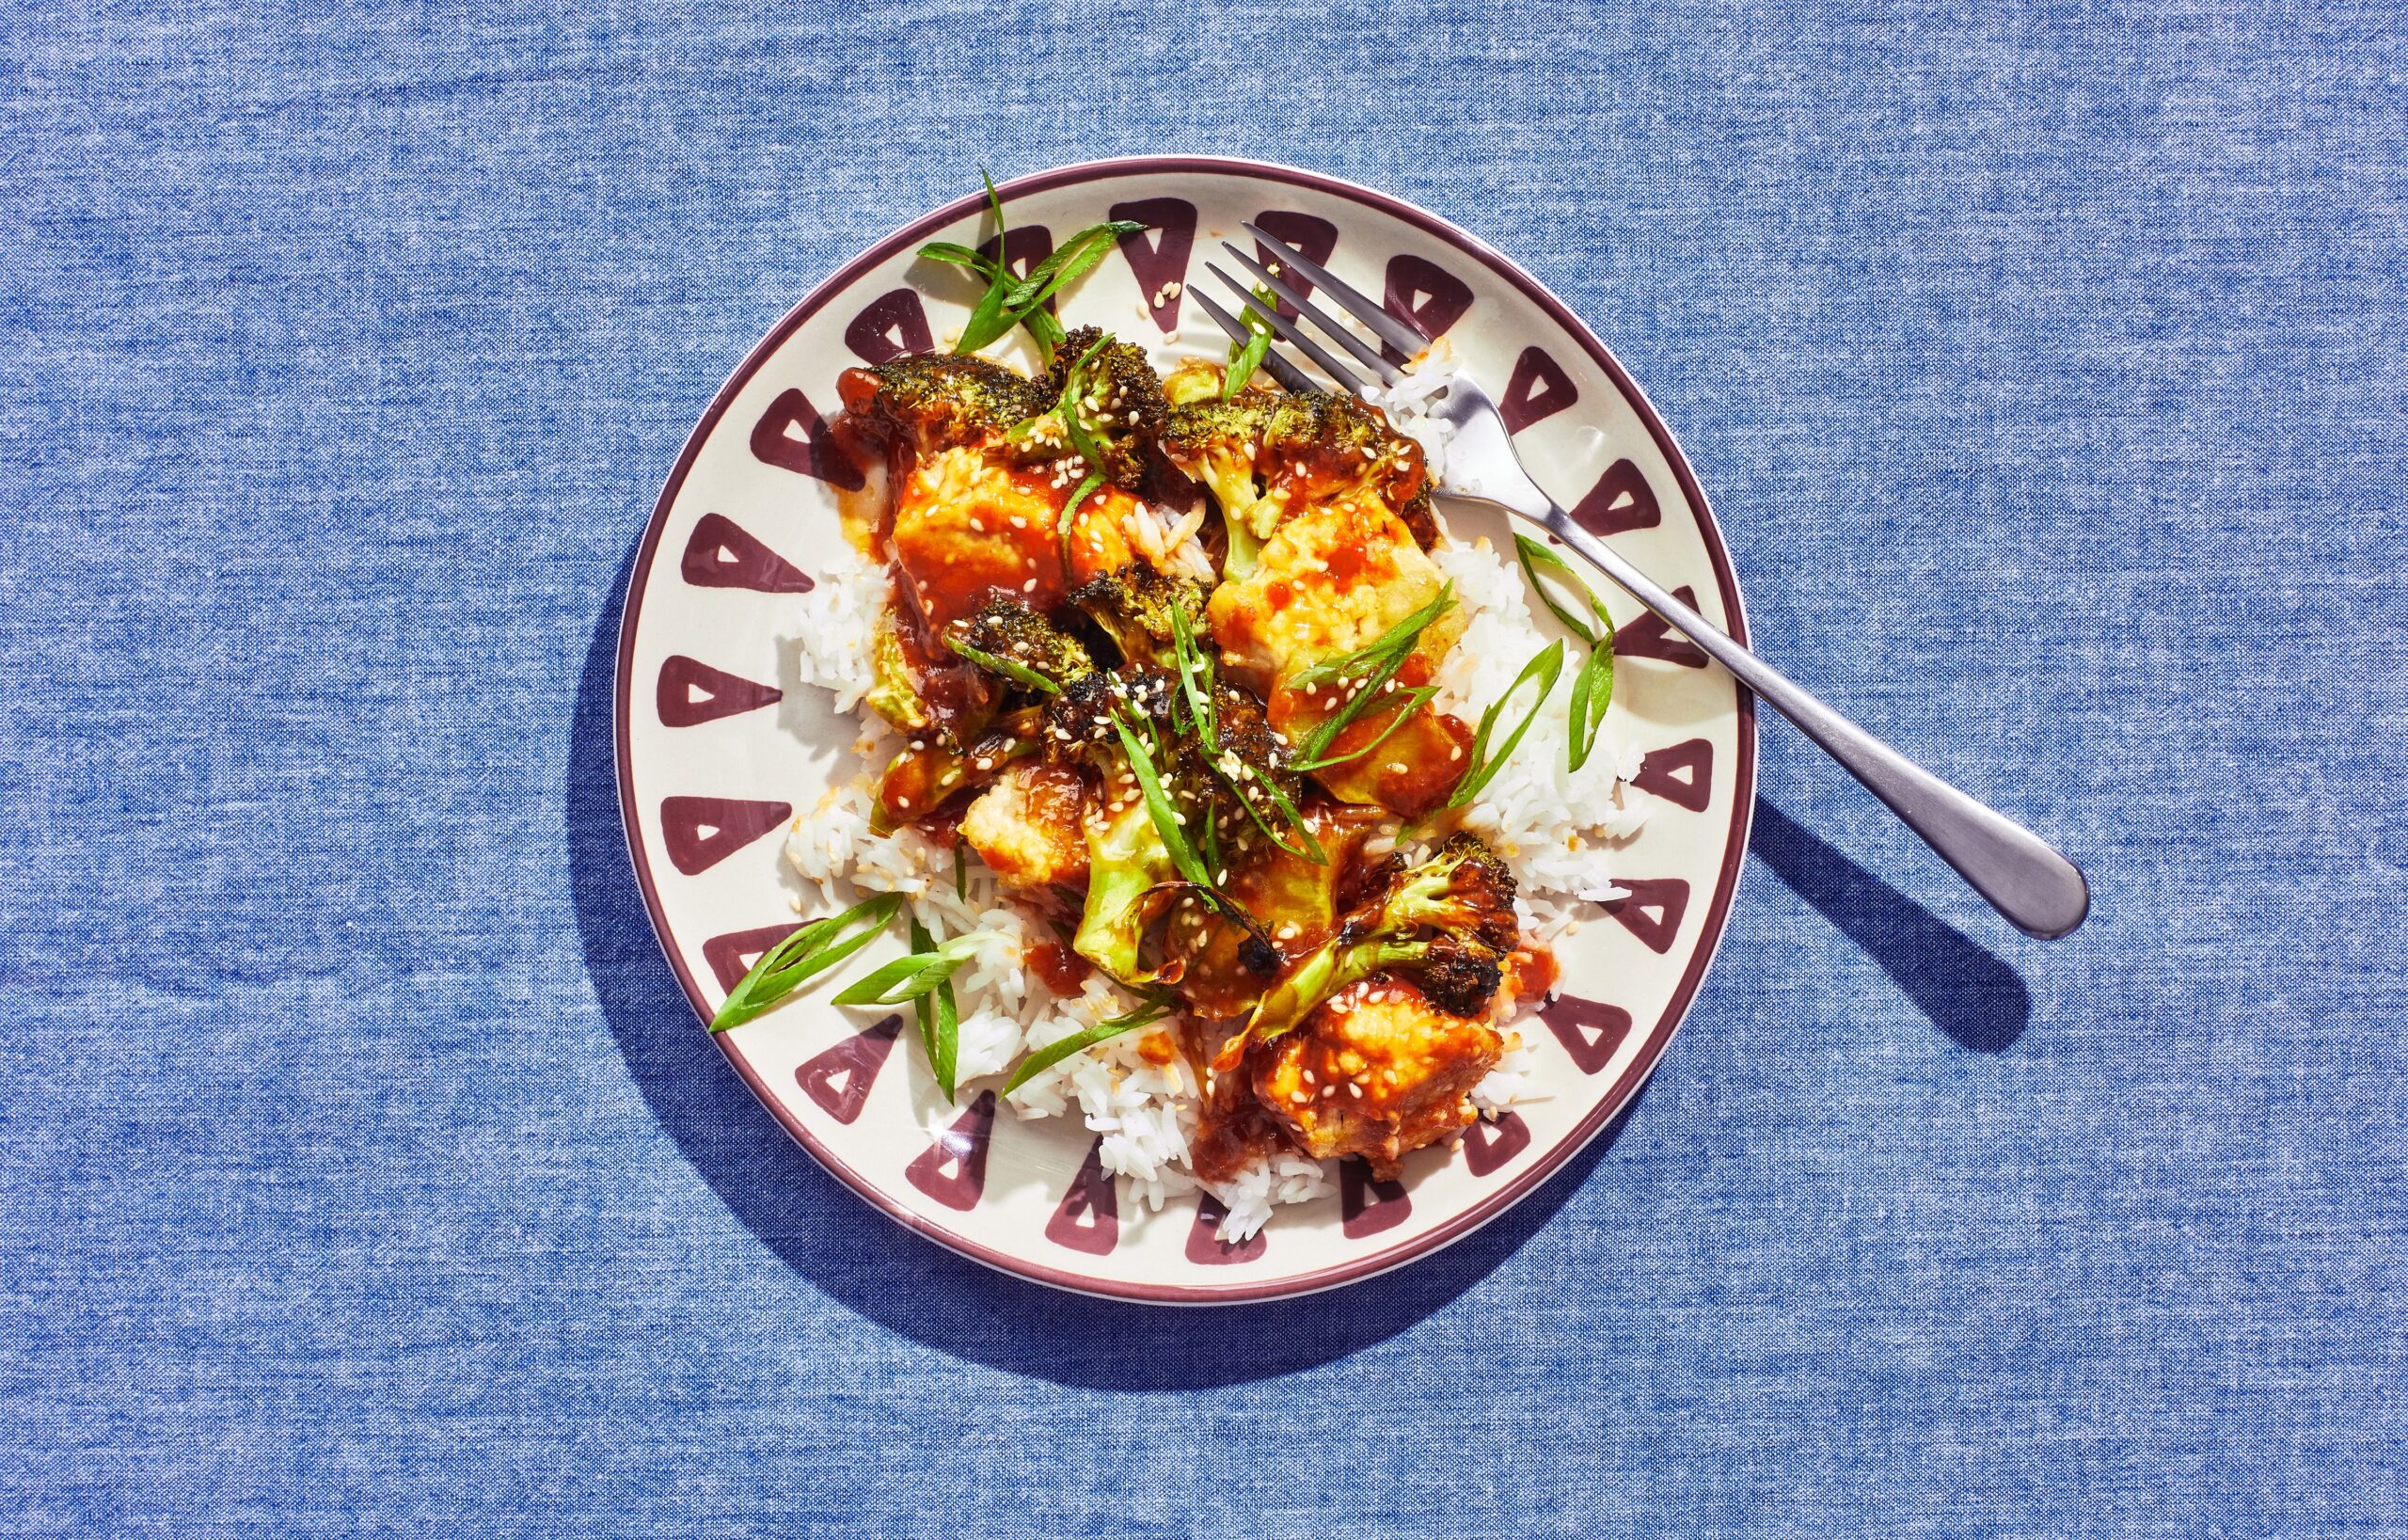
[567,538,1633,1388]
[1749,798,2031,1052]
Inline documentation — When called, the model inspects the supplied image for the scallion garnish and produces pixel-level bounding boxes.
[1289,582,1456,693]
[945,635,1063,696]
[708,893,907,1033]
[1446,639,1565,809]
[1241,765,1330,865]
[1287,683,1442,773]
[1513,533,1616,770]
[1168,602,1218,755]
[1111,709,1212,891]
[919,173,1142,359]
[953,839,968,901]
[1003,992,1178,1092]
[832,929,995,1008]
[1223,283,1276,401]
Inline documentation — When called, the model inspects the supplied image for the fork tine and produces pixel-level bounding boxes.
[1186,286,1315,393]
[1203,263,1371,397]
[1213,247,1399,388]
[1241,221,1429,357]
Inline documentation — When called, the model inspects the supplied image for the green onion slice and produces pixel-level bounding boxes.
[1447,639,1566,809]
[1004,994,1177,1092]
[708,893,906,1033]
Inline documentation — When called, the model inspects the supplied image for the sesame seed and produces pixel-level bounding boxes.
[1347,1084,1363,1098]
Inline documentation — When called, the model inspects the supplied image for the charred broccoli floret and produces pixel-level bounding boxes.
[1027,325,1168,492]
[1158,389,1408,576]
[943,595,1094,695]
[836,352,1054,455]
[1069,563,1211,668]
[1217,834,1519,1066]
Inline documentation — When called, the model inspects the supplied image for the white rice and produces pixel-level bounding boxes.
[779,400,1651,1242]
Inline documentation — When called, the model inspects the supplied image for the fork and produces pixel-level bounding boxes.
[1193,224,2090,940]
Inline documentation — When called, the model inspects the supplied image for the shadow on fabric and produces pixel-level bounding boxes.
[567,539,1635,1389]
[1749,798,2030,1052]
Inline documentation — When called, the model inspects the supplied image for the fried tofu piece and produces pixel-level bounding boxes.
[1207,497,1472,813]
[1063,484,1149,585]
[888,446,1072,631]
[958,761,1090,891]
[1206,495,1463,692]
[1250,976,1502,1179]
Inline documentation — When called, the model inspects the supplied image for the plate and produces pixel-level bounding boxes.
[616,156,1755,1303]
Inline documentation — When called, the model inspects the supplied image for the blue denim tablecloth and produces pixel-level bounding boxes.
[7,2,2403,1534]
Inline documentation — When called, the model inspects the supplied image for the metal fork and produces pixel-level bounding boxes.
[1195,225,2090,939]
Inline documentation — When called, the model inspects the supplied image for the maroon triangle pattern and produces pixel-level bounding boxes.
[748,388,864,489]
[844,286,934,363]
[657,655,783,728]
[1499,346,1579,433]
[702,922,806,993]
[1253,210,1338,319]
[1110,198,1196,331]
[1602,879,1689,954]
[795,1015,905,1125]
[1615,586,1711,667]
[1185,1196,1268,1265]
[680,514,815,594]
[1632,738,1714,813]
[978,225,1056,313]
[1379,254,1474,364]
[660,795,792,876]
[905,1090,998,1212]
[1570,458,1660,537]
[1463,1110,1532,1176]
[1339,1157,1412,1239]
[1541,995,1634,1075]
[1044,1135,1120,1256]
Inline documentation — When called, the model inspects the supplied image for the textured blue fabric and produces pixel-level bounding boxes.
[5,1,2403,1533]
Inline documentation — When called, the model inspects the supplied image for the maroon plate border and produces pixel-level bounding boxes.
[614,155,1758,1305]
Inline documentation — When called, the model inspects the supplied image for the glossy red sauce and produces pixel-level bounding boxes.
[1025,941,1091,995]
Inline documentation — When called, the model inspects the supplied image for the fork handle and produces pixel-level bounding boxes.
[1538,507,2090,939]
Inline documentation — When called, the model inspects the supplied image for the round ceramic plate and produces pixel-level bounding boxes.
[617,157,1755,1303]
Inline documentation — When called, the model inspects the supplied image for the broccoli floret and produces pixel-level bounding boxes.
[836,353,1054,454]
[1216,833,1520,1065]
[1159,389,1405,577]
[1035,325,1168,492]
[1364,832,1519,955]
[1041,666,1176,763]
[1068,564,1210,668]
[1071,788,1180,985]
[943,595,1094,694]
